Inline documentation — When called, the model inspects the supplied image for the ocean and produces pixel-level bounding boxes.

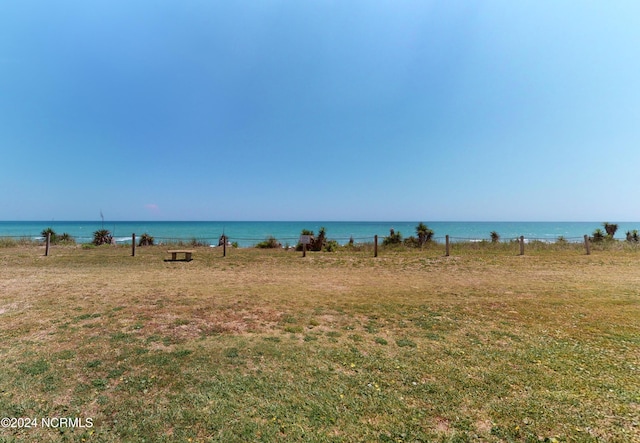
[1,221,637,247]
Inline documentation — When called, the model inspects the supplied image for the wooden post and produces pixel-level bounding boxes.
[374,235,378,257]
[519,235,525,255]
[445,235,450,257]
[223,236,227,257]
[45,232,51,256]
[302,242,306,258]
[584,234,591,255]
[131,233,136,257]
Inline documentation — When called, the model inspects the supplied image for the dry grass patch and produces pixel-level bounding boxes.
[0,245,638,441]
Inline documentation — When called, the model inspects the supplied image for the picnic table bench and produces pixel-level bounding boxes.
[167,250,194,261]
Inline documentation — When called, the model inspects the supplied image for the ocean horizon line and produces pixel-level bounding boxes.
[2,219,636,223]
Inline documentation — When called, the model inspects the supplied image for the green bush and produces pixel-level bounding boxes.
[314,227,327,251]
[603,222,618,238]
[256,236,281,249]
[93,229,113,246]
[296,228,328,251]
[382,228,402,246]
[324,240,340,252]
[41,228,58,244]
[591,228,606,243]
[58,233,75,244]
[138,233,155,246]
[403,236,420,247]
[416,222,434,246]
[41,228,75,245]
[295,230,313,251]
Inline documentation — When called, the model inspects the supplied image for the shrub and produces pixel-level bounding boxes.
[295,227,335,251]
[41,228,58,244]
[324,240,340,252]
[40,228,75,245]
[312,227,327,251]
[296,229,314,251]
[403,236,420,248]
[92,229,113,246]
[382,228,402,246]
[415,222,434,246]
[591,228,605,243]
[138,233,155,246]
[626,230,639,242]
[490,231,500,243]
[256,236,281,249]
[603,222,618,238]
[58,233,75,244]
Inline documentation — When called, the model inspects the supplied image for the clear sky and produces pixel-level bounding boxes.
[1,1,639,221]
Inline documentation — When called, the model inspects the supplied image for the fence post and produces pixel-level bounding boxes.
[445,235,450,257]
[584,234,591,255]
[45,232,51,256]
[519,235,525,255]
[374,235,378,257]
[302,242,307,258]
[223,237,227,257]
[132,233,136,257]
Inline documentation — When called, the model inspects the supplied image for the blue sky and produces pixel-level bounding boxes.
[1,1,639,221]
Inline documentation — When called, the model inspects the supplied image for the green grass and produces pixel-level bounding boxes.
[0,244,638,441]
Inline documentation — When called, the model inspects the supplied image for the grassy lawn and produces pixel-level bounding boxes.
[0,243,638,442]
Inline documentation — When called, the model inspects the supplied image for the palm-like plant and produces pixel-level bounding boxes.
[603,222,618,238]
[58,233,75,244]
[415,222,434,247]
[382,228,402,246]
[41,228,58,244]
[591,228,606,243]
[93,229,113,246]
[138,233,154,246]
[490,231,500,243]
[313,227,327,251]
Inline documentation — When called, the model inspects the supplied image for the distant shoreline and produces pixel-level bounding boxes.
[2,221,638,248]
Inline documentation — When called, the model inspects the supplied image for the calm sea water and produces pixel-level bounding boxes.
[1,221,637,247]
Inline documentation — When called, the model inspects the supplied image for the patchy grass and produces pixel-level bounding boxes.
[0,244,639,441]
